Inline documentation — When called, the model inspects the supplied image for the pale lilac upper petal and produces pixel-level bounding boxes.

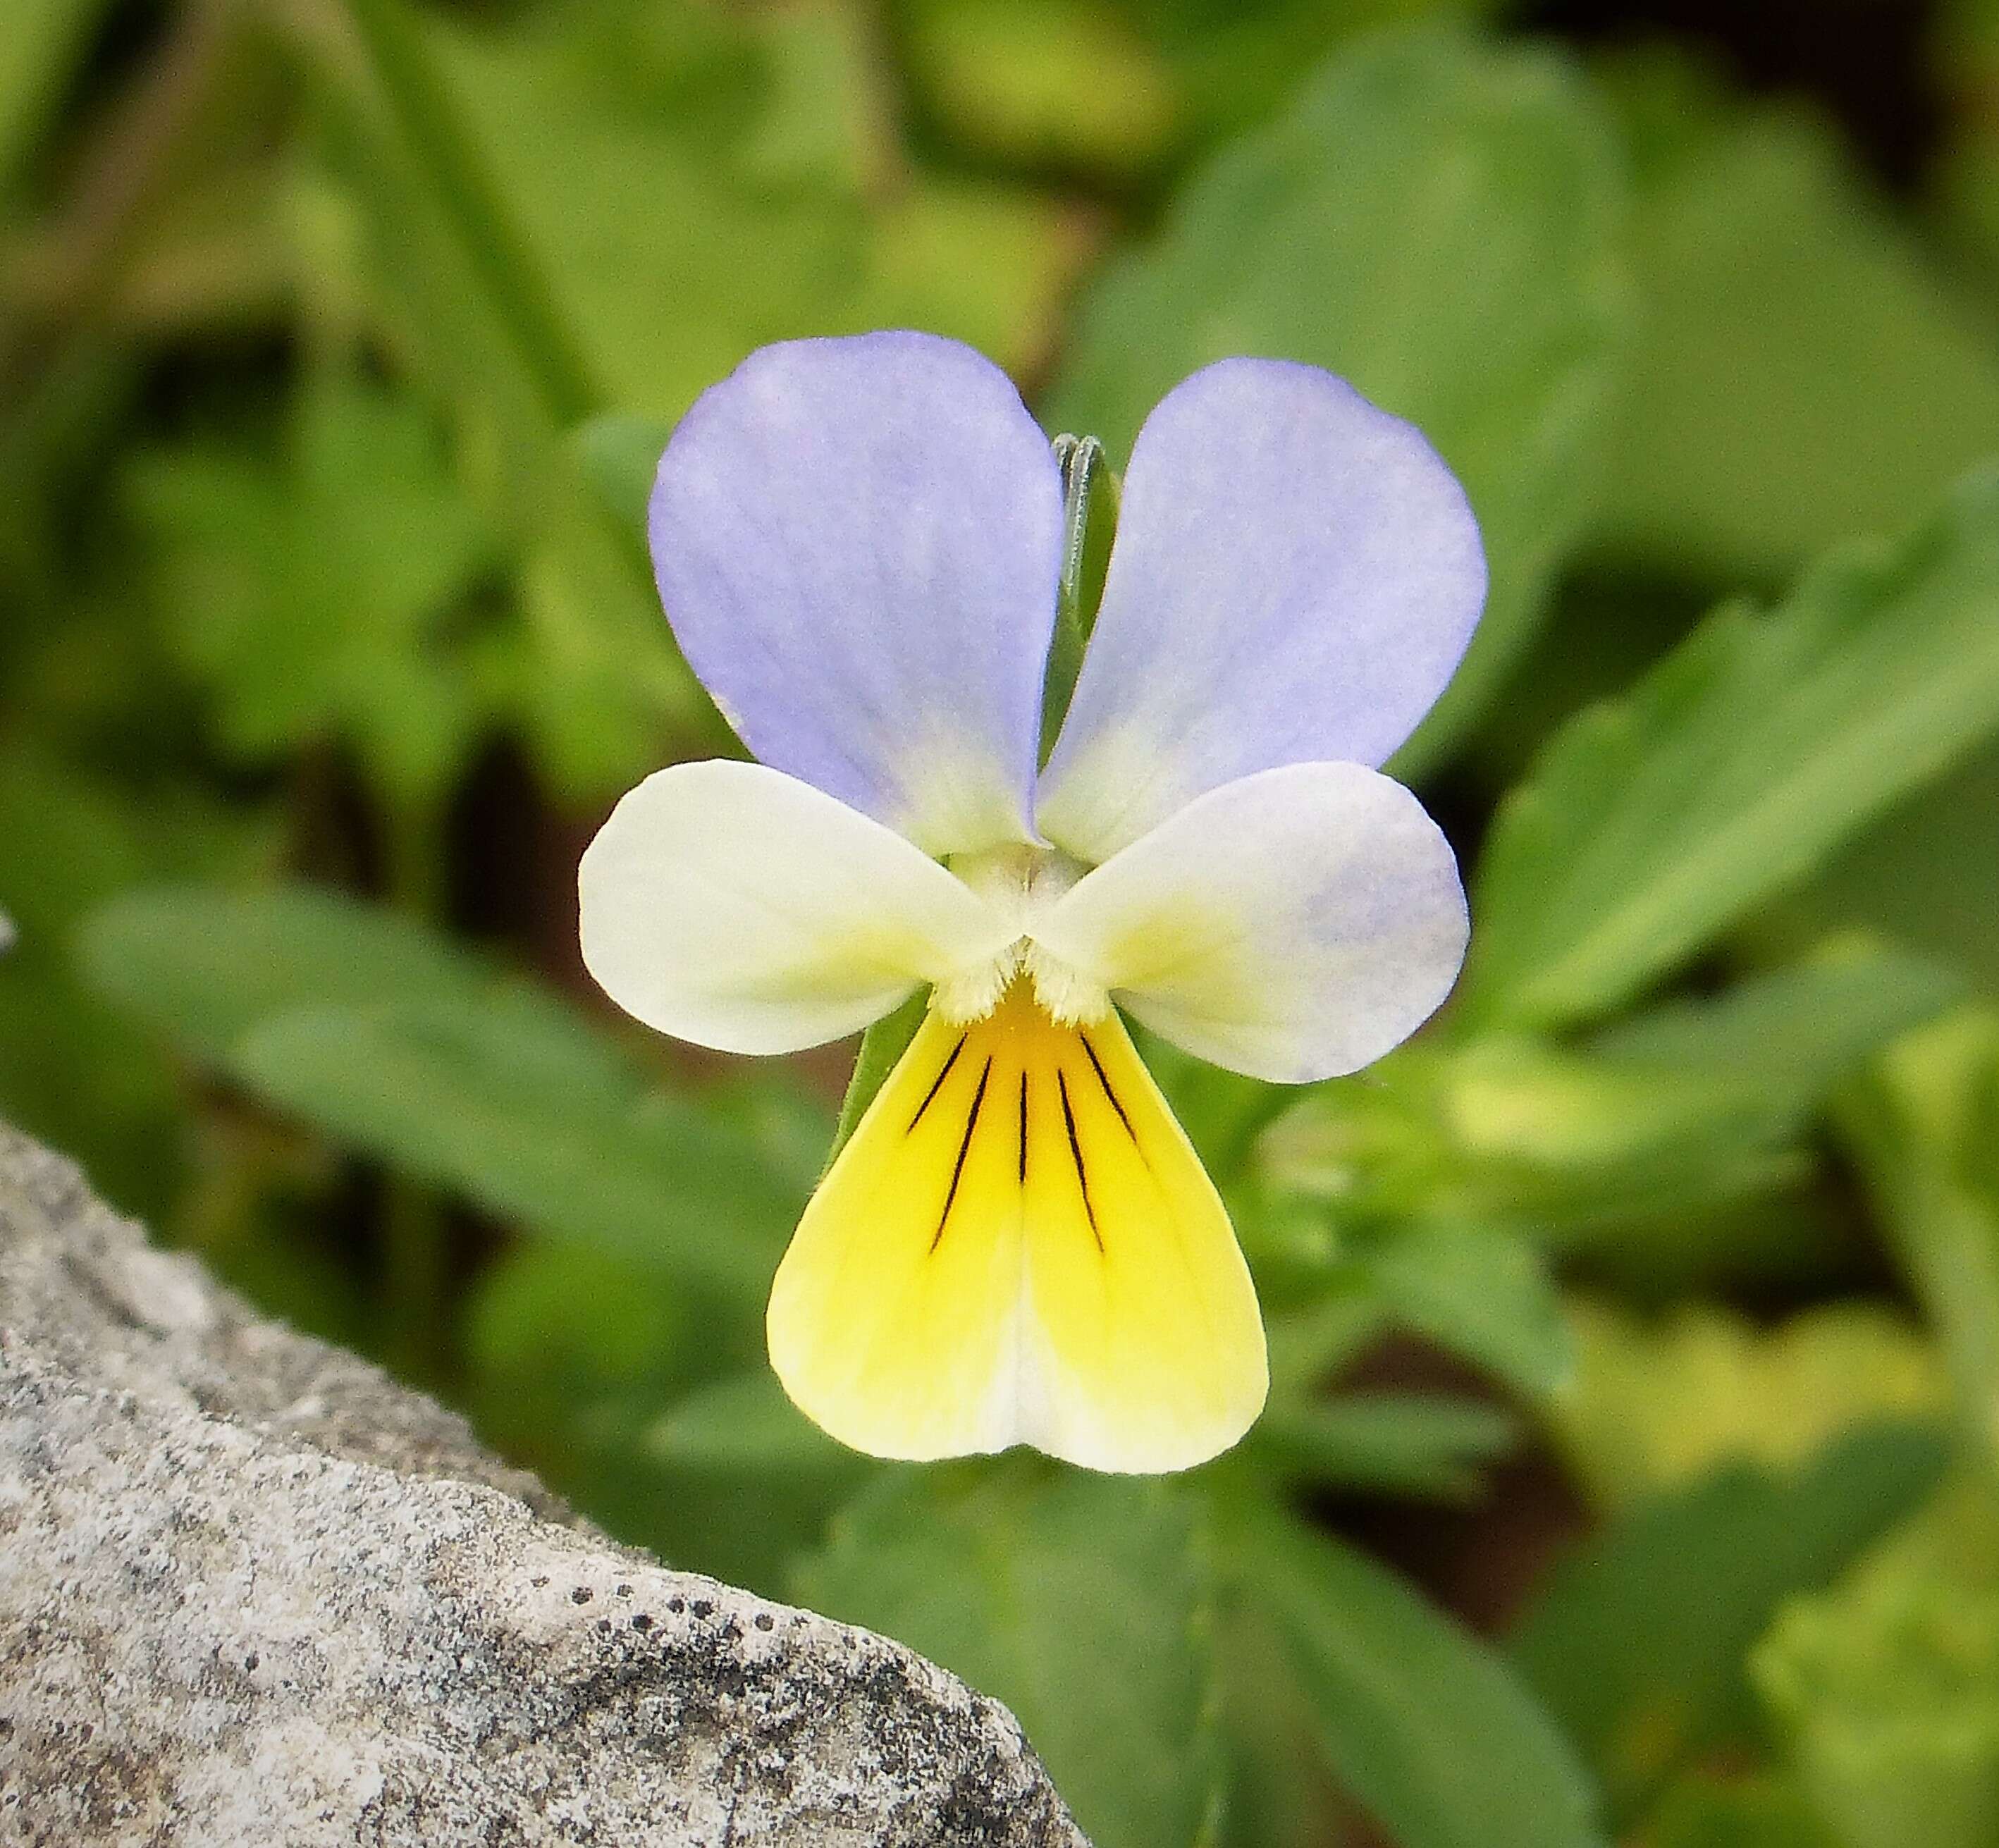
[1036,359,1485,863]
[651,332,1062,858]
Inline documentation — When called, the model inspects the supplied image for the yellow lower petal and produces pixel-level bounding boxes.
[765,980,1268,1472]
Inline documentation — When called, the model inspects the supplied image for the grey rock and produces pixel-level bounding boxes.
[0,1121,1087,1847]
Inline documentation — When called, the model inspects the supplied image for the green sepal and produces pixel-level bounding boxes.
[1042,433,1119,762]
[825,986,928,1172]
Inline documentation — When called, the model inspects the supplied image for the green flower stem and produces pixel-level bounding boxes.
[339,0,599,429]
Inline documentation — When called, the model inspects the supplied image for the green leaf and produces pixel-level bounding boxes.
[1592,72,1999,579]
[1323,1038,1806,1238]
[1253,1390,1518,1501]
[1045,25,1628,777]
[1272,1019,1883,1288]
[1355,1219,1574,1400]
[1214,1610,1336,1848]
[904,0,1509,192]
[429,0,1086,414]
[124,369,493,808]
[1768,737,1999,1002]
[1229,1501,1606,1848]
[599,1438,864,1598]
[701,1073,837,1197]
[796,1462,1222,1848]
[80,884,489,1061]
[1131,0,1513,160]
[315,0,1088,796]
[1412,950,1965,1249]
[901,0,1182,181]
[1264,1290,1392,1397]
[1750,1477,1999,1848]
[232,997,796,1307]
[643,1369,860,1477]
[1592,950,1965,1105]
[1463,468,1999,1032]
[1510,1422,1950,1825]
[1434,952,1962,1237]
[571,411,670,545]
[80,884,803,1307]
[624,1371,878,1589]
[1553,1300,1950,1512]
[297,17,713,794]
[468,1239,694,1392]
[1838,1011,1999,1462]
[343,0,599,426]
[0,758,269,1216]
[461,1250,861,1589]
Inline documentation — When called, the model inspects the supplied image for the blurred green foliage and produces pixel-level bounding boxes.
[8,2,1999,1845]
[1047,25,1627,776]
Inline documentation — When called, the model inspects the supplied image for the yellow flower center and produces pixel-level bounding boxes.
[935,843,1110,1026]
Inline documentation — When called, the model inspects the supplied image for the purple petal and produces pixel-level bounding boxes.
[1036,359,1485,862]
[651,332,1062,857]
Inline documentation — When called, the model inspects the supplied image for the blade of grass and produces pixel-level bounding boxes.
[338,0,598,429]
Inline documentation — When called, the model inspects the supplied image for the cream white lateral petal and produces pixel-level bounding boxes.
[578,760,1014,1056]
[1031,762,1469,1084]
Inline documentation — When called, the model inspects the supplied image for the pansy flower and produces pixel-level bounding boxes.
[580,332,1481,1474]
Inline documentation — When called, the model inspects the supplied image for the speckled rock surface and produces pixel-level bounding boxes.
[0,1121,1087,1847]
